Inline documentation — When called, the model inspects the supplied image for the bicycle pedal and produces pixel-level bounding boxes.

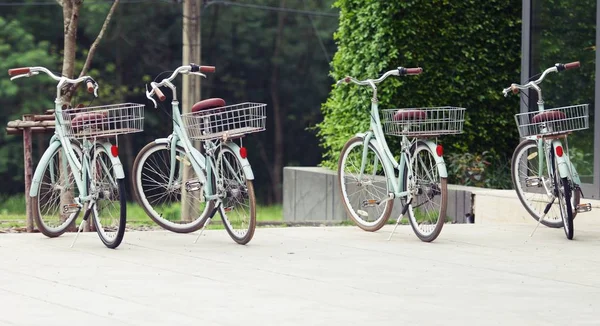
[525,177,542,187]
[176,155,191,166]
[357,209,369,217]
[185,181,202,192]
[223,206,233,212]
[361,199,378,208]
[527,152,538,160]
[576,203,592,213]
[62,203,80,214]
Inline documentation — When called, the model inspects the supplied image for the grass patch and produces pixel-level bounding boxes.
[0,194,283,230]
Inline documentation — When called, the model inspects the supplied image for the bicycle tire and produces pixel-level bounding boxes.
[216,145,257,245]
[551,149,574,240]
[131,141,215,233]
[91,145,126,249]
[337,136,393,232]
[402,141,447,242]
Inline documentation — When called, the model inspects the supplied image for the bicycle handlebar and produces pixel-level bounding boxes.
[8,66,99,97]
[145,63,215,107]
[336,66,422,87]
[502,61,579,97]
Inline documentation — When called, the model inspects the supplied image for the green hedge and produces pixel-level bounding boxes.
[317,0,522,169]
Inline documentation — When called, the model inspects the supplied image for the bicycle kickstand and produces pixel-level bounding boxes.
[194,202,221,244]
[530,199,555,238]
[71,202,93,248]
[388,199,411,241]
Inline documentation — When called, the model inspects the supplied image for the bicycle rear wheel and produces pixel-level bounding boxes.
[550,149,574,240]
[338,136,393,232]
[216,145,256,245]
[91,144,126,249]
[402,141,447,242]
[131,142,215,233]
[511,139,580,228]
[32,140,83,237]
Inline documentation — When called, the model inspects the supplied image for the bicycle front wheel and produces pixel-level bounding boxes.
[32,140,83,238]
[91,145,126,249]
[131,142,214,233]
[338,136,393,232]
[216,145,256,245]
[402,141,447,242]
[511,140,580,228]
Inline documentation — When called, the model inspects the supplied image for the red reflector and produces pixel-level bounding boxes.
[111,145,119,157]
[239,147,247,159]
[436,145,443,157]
[555,145,563,157]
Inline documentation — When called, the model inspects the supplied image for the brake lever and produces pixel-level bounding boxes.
[10,71,38,81]
[189,72,206,78]
[93,83,99,98]
[145,84,158,108]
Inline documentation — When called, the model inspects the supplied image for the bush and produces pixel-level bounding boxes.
[317,0,523,170]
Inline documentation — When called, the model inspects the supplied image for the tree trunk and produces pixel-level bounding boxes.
[269,0,287,204]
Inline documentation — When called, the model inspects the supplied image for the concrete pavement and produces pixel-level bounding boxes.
[1,220,600,325]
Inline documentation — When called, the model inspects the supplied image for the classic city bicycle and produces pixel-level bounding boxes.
[8,66,144,249]
[503,61,592,240]
[131,64,266,245]
[336,67,465,242]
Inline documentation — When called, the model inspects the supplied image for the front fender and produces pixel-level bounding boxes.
[223,142,254,180]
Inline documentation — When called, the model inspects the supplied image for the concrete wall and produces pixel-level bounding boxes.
[283,166,473,224]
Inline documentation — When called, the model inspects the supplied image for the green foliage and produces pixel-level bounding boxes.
[317,0,522,170]
[0,18,59,192]
[446,151,513,189]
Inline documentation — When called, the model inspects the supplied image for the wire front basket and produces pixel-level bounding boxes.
[61,103,144,139]
[381,106,466,137]
[514,104,589,138]
[182,102,266,141]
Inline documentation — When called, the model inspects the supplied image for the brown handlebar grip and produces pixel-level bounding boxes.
[155,87,166,101]
[8,67,30,76]
[565,61,580,70]
[200,66,215,73]
[406,67,423,75]
[86,81,94,93]
[511,84,520,94]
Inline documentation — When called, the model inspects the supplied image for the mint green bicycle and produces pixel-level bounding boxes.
[131,64,266,245]
[8,66,144,249]
[503,61,592,240]
[336,67,465,242]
